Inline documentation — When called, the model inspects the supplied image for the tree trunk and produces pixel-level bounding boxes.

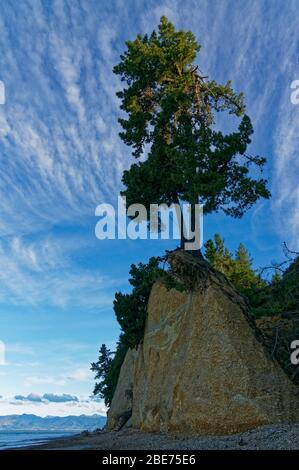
[172,193,203,259]
[187,201,204,259]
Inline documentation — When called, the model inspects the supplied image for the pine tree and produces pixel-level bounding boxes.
[204,235,266,298]
[230,243,264,293]
[114,17,270,250]
[204,234,233,276]
[91,344,113,401]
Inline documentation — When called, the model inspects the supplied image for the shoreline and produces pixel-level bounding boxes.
[0,431,80,451]
[8,424,299,450]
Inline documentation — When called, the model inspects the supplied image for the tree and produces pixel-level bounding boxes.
[91,344,113,404]
[204,233,233,276]
[114,257,162,347]
[114,17,270,250]
[92,258,163,406]
[266,256,299,316]
[230,243,265,293]
[204,234,266,299]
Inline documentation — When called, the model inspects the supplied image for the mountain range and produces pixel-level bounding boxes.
[0,414,106,431]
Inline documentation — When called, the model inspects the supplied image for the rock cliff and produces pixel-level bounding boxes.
[108,251,299,435]
[107,347,138,430]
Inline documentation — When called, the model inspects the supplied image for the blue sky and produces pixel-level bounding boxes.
[0,0,298,416]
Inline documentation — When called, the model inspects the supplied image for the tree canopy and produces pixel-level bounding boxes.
[114,17,270,248]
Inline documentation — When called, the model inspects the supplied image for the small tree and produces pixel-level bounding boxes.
[230,243,265,293]
[114,17,270,250]
[204,234,233,276]
[204,234,266,298]
[91,344,113,405]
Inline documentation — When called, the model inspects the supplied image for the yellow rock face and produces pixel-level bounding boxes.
[130,275,298,435]
[107,347,138,430]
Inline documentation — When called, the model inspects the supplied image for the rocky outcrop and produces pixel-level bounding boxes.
[108,251,299,435]
[106,347,138,430]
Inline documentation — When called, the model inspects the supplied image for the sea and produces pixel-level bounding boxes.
[0,431,76,450]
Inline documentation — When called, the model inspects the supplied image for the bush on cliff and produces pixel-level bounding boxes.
[92,257,163,406]
[252,255,299,318]
[178,239,299,384]
[114,257,163,348]
[204,234,299,321]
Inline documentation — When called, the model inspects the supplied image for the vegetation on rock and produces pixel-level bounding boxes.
[204,234,266,302]
[92,17,297,409]
[113,257,163,348]
[204,235,299,384]
[92,238,299,405]
[92,258,163,406]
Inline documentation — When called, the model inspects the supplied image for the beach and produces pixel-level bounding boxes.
[18,424,299,450]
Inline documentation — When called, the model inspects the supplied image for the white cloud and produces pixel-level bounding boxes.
[0,1,128,239]
[24,363,94,388]
[0,235,117,307]
[0,393,106,417]
[67,367,93,382]
[273,91,299,246]
[24,376,67,387]
[5,344,34,355]
[14,392,42,402]
[0,341,5,366]
[42,393,79,403]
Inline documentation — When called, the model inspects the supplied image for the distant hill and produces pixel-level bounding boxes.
[0,414,106,431]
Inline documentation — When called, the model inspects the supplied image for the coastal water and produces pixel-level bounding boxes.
[0,431,76,450]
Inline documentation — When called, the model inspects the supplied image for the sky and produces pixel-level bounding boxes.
[0,0,298,417]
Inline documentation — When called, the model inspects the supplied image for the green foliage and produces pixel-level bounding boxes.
[254,256,299,384]
[93,16,274,408]
[204,234,266,301]
[92,257,164,406]
[91,339,129,407]
[90,344,113,406]
[93,239,299,406]
[271,271,282,284]
[204,235,299,320]
[253,256,299,318]
[230,243,266,294]
[114,17,270,248]
[114,257,163,347]
[279,257,299,312]
[204,234,233,276]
